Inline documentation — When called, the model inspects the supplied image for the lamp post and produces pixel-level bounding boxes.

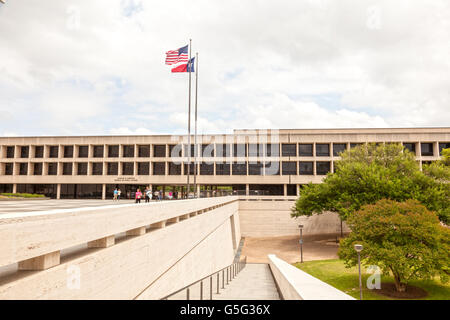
[298,224,304,263]
[354,244,363,300]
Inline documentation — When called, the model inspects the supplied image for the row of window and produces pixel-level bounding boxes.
[1,161,333,176]
[2,142,448,159]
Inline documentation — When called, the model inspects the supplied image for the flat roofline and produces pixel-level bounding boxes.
[0,127,449,140]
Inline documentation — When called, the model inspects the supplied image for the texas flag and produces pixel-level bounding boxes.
[171,57,195,73]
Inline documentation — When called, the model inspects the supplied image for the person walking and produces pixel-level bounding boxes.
[145,187,151,203]
[113,188,118,201]
[154,190,159,201]
[117,189,121,201]
[135,188,142,204]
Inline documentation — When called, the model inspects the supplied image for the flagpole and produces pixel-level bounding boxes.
[186,39,192,199]
[194,52,198,198]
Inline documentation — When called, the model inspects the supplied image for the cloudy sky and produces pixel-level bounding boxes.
[0,0,449,136]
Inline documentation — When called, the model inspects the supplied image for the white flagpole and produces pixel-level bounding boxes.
[194,52,199,198]
[186,39,192,199]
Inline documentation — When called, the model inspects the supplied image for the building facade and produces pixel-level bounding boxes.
[0,128,449,199]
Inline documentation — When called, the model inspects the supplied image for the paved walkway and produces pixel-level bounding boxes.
[0,199,143,214]
[213,264,280,300]
[241,235,342,264]
[168,264,280,300]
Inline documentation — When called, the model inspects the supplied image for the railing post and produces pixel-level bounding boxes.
[217,273,220,294]
[226,268,229,285]
[210,276,213,300]
[222,269,225,289]
[187,288,190,300]
[200,281,203,300]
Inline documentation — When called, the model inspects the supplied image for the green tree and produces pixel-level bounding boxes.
[338,199,449,292]
[292,143,449,223]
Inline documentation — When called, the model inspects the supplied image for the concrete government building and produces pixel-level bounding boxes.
[0,128,449,200]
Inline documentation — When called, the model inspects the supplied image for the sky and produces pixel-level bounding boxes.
[0,0,449,136]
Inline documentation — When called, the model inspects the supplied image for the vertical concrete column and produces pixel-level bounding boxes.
[102,184,106,200]
[56,183,61,200]
[296,184,300,196]
[197,184,200,198]
[434,141,439,157]
[283,184,287,196]
[12,183,17,194]
[245,184,249,196]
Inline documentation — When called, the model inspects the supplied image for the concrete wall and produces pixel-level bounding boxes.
[268,254,355,300]
[238,196,350,237]
[0,197,240,299]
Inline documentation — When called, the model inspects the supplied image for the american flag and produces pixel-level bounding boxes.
[165,45,189,65]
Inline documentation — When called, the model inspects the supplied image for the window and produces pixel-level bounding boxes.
[169,144,182,158]
[216,163,230,175]
[78,146,88,158]
[121,145,134,157]
[202,144,214,157]
[350,143,363,149]
[153,145,166,157]
[248,144,262,157]
[299,162,313,175]
[265,144,279,157]
[169,162,181,175]
[92,162,103,175]
[64,146,73,158]
[282,162,297,175]
[248,162,263,175]
[233,144,247,157]
[153,162,166,175]
[34,146,44,158]
[317,161,331,175]
[282,144,296,156]
[299,144,313,156]
[48,163,58,175]
[6,146,15,158]
[439,143,450,156]
[232,162,247,175]
[5,163,13,175]
[108,145,119,158]
[19,163,28,175]
[183,144,196,157]
[183,163,196,175]
[138,162,149,175]
[420,143,434,156]
[122,162,134,175]
[33,163,43,175]
[316,144,330,157]
[77,163,87,175]
[49,146,59,158]
[107,162,118,175]
[264,161,280,175]
[20,146,29,158]
[93,146,104,158]
[138,145,150,157]
[200,163,214,175]
[62,163,73,175]
[403,143,416,155]
[216,144,231,157]
[333,143,347,156]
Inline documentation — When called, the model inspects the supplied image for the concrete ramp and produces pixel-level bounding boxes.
[213,264,280,300]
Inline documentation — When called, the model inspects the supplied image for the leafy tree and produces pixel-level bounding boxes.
[292,143,449,224]
[338,199,449,292]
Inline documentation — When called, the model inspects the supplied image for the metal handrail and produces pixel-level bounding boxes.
[161,256,247,300]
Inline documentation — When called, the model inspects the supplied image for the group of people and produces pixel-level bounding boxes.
[113,187,179,203]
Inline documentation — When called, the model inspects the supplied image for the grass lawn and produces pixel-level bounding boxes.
[294,259,450,300]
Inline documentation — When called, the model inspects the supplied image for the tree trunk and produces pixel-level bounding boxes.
[393,274,407,292]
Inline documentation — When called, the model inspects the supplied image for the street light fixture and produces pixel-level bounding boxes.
[298,224,304,263]
[354,244,363,300]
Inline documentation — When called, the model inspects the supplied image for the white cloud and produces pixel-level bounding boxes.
[0,0,449,137]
